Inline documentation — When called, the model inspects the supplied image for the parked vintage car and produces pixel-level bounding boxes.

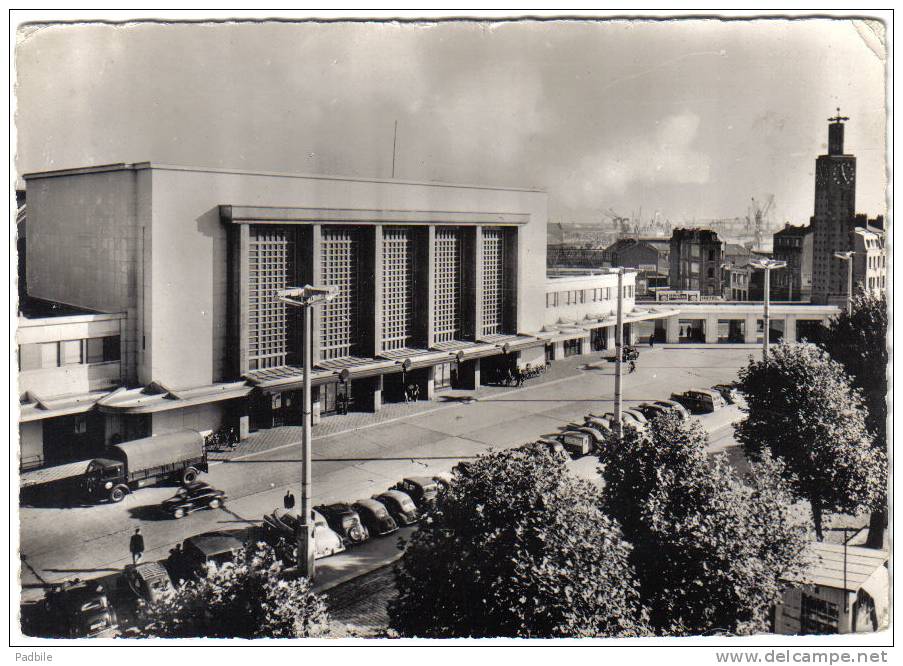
[637,400,691,421]
[711,384,741,405]
[670,389,727,413]
[532,436,571,463]
[572,425,608,450]
[375,490,420,525]
[43,579,119,638]
[432,471,454,490]
[584,415,613,433]
[159,481,227,519]
[120,562,173,605]
[314,503,370,546]
[169,529,247,581]
[557,429,593,457]
[590,410,647,431]
[260,509,346,561]
[392,477,440,509]
[352,498,399,537]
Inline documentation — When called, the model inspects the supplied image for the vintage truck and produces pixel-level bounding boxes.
[82,430,208,503]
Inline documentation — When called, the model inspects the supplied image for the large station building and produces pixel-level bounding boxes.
[18,163,670,470]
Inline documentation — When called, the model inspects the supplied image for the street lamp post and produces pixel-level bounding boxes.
[277,285,338,580]
[748,258,786,361]
[602,267,637,438]
[834,251,855,315]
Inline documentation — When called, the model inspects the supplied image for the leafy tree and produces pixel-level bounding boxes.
[136,542,329,638]
[600,413,810,636]
[819,290,889,547]
[389,447,648,638]
[734,342,886,541]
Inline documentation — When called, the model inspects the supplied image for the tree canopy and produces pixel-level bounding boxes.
[388,447,647,638]
[136,542,329,638]
[819,290,888,442]
[734,342,886,540]
[600,413,810,636]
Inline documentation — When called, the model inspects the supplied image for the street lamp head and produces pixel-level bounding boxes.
[277,285,338,307]
[748,258,787,270]
[833,251,855,260]
[600,266,639,275]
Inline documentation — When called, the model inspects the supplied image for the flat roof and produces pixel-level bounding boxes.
[22,161,545,195]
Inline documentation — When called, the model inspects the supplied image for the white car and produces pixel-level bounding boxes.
[262,509,346,560]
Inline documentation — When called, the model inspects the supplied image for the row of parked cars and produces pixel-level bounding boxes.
[37,382,743,638]
[36,474,451,638]
[518,383,742,461]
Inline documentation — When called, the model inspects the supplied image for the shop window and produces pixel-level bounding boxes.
[563,338,582,357]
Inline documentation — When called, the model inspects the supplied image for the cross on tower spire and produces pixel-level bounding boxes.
[828,107,849,124]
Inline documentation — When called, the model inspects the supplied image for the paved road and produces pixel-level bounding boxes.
[19,347,755,602]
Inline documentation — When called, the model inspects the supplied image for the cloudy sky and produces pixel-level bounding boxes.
[14,18,887,225]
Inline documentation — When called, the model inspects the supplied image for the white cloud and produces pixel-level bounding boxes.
[556,111,711,207]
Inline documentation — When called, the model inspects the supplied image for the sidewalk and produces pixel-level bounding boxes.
[208,355,586,462]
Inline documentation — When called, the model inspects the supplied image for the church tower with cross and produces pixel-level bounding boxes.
[810,109,857,304]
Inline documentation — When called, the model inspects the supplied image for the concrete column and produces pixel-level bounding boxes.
[310,225,323,364]
[426,226,436,347]
[784,314,797,343]
[553,340,565,359]
[473,358,481,387]
[372,375,383,413]
[312,386,322,425]
[705,315,719,344]
[373,226,384,357]
[426,366,436,400]
[666,315,680,344]
[744,315,758,343]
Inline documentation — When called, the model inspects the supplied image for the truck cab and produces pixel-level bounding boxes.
[84,459,128,501]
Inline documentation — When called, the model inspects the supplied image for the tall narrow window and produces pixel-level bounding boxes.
[482,228,505,336]
[321,227,360,360]
[248,226,295,370]
[434,228,463,343]
[382,228,415,351]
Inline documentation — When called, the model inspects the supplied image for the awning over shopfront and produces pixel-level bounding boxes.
[19,390,111,423]
[96,381,252,414]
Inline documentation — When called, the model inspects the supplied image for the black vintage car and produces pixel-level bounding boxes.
[168,530,247,582]
[160,481,227,519]
[374,490,420,525]
[392,477,440,509]
[314,503,370,547]
[43,579,119,638]
[352,499,399,537]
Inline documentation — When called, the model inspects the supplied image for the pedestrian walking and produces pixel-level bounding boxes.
[628,360,637,374]
[129,527,145,565]
[648,333,655,348]
[284,489,296,511]
[412,384,421,402]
